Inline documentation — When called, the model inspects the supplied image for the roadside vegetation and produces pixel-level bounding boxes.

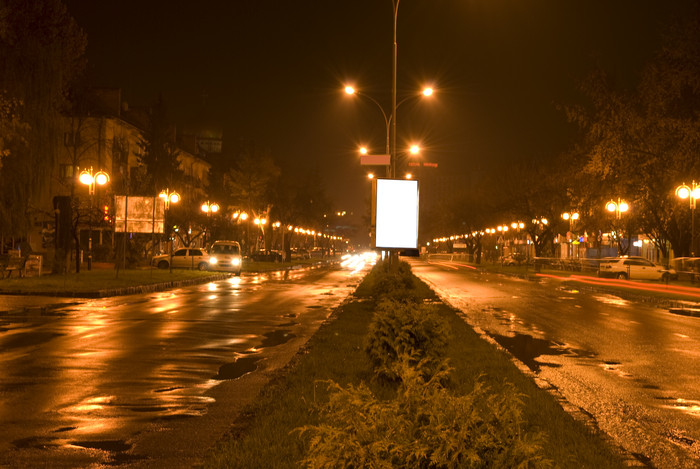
[205,260,626,468]
[0,258,332,295]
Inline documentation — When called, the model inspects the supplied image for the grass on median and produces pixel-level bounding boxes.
[0,268,222,294]
[204,273,626,468]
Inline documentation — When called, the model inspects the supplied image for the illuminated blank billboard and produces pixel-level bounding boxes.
[375,178,419,249]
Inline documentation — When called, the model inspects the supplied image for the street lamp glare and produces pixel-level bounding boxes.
[211,203,219,213]
[572,212,579,220]
[169,193,180,204]
[359,147,368,154]
[344,86,355,95]
[79,171,93,186]
[410,145,420,154]
[676,184,691,199]
[367,173,374,179]
[606,202,617,213]
[619,202,629,213]
[422,87,433,96]
[405,173,412,179]
[201,203,210,213]
[562,213,570,221]
[94,171,109,186]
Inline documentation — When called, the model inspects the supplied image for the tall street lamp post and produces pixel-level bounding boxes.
[561,212,579,258]
[344,85,432,177]
[79,167,110,271]
[159,189,180,273]
[676,181,700,256]
[606,198,629,255]
[200,201,219,249]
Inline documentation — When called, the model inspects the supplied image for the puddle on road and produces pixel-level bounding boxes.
[1,331,64,349]
[260,329,295,348]
[213,356,262,380]
[72,439,131,452]
[656,397,700,417]
[490,333,565,372]
[277,321,299,328]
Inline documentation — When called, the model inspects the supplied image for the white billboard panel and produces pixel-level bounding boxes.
[114,196,164,233]
[375,178,419,249]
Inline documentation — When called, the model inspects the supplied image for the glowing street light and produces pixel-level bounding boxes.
[79,167,110,195]
[201,201,220,214]
[676,181,700,256]
[606,199,629,219]
[159,189,180,210]
[344,84,434,177]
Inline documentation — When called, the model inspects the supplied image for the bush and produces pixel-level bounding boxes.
[296,362,551,469]
[355,259,420,302]
[365,299,450,382]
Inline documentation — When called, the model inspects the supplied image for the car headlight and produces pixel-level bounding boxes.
[231,258,241,266]
[209,257,218,265]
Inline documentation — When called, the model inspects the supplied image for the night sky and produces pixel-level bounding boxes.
[64,0,697,216]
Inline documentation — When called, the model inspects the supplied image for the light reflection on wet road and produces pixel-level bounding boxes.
[0,266,363,467]
[411,258,700,468]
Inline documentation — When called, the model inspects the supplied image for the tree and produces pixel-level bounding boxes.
[134,96,183,195]
[225,148,280,253]
[570,13,700,259]
[0,0,86,240]
[271,166,330,260]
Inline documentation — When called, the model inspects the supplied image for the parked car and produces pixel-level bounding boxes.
[249,250,283,263]
[598,256,676,281]
[500,253,525,266]
[290,248,310,260]
[208,240,242,275]
[309,247,324,258]
[152,248,209,270]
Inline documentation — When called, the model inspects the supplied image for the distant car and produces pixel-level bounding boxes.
[598,256,676,281]
[152,248,209,270]
[250,250,283,263]
[208,240,242,275]
[501,253,525,266]
[309,247,324,258]
[290,248,310,260]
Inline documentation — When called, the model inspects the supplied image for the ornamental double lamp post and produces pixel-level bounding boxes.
[201,201,219,248]
[79,167,110,271]
[158,189,180,272]
[562,212,579,258]
[676,181,700,256]
[606,198,629,253]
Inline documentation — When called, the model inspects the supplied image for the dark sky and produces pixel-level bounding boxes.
[64,0,696,215]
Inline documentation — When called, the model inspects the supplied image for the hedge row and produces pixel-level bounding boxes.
[296,260,552,468]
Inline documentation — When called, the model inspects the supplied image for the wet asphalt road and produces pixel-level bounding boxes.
[410,258,700,468]
[0,265,364,468]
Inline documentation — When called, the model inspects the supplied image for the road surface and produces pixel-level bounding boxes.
[411,257,700,468]
[0,265,364,467]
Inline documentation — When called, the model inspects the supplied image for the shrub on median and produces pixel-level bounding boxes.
[296,361,551,469]
[355,259,422,302]
[365,298,450,382]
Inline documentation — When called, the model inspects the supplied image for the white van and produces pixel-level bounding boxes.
[208,240,242,275]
